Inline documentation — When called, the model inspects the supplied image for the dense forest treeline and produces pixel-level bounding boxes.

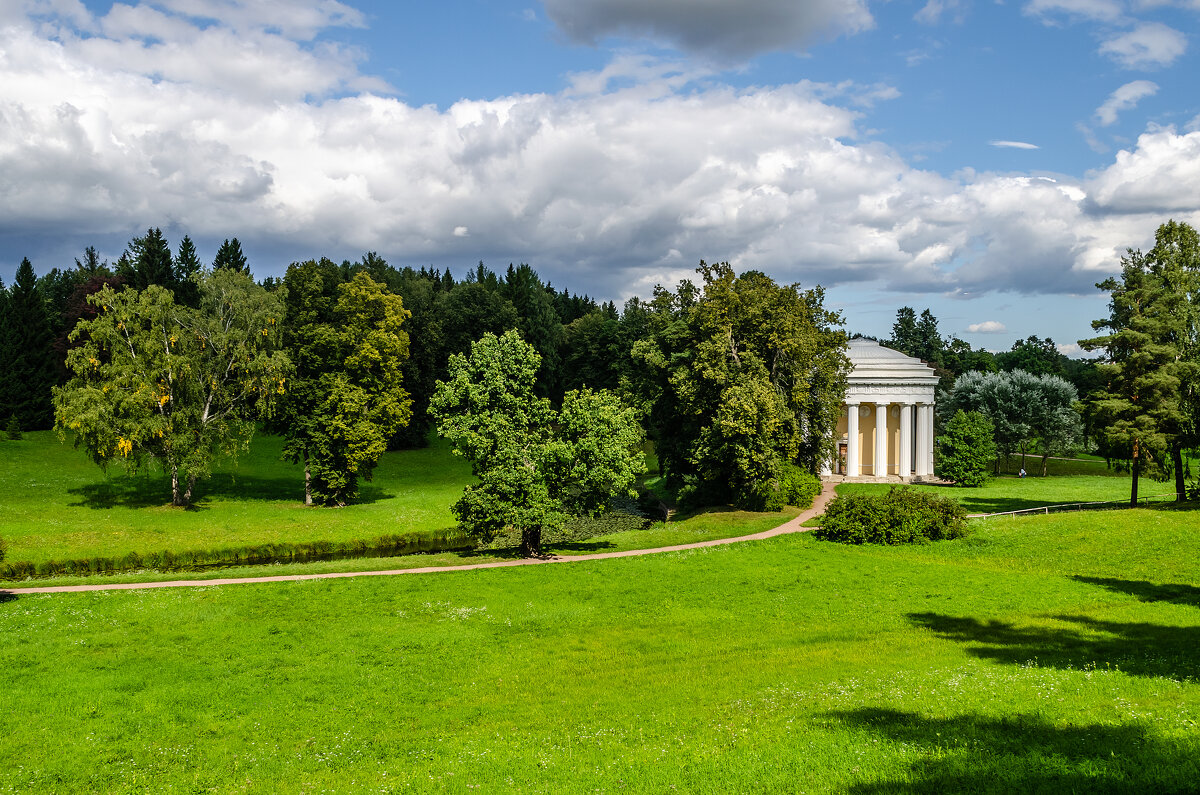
[3,225,1132,513]
[0,228,1103,440]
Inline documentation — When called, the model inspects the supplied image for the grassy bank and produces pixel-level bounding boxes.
[1,509,1197,792]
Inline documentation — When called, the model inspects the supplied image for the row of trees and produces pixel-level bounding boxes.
[0,230,254,433]
[28,227,850,543]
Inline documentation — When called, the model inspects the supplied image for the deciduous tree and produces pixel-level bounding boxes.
[54,270,290,506]
[630,262,848,509]
[430,330,644,556]
[277,262,412,505]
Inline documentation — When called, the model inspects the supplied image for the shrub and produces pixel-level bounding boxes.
[0,535,6,563]
[937,410,996,487]
[814,486,968,545]
[779,465,821,509]
[4,414,21,441]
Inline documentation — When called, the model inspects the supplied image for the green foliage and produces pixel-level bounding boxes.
[777,464,821,508]
[0,258,57,429]
[0,534,6,563]
[277,262,412,506]
[1082,220,1200,505]
[814,486,968,544]
[631,262,849,510]
[212,237,249,274]
[937,410,997,487]
[431,330,645,555]
[995,335,1066,378]
[887,306,944,367]
[942,369,1083,474]
[5,413,21,440]
[53,270,290,505]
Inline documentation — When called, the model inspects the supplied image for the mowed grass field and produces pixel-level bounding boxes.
[0,431,801,582]
[837,461,1178,515]
[0,431,474,566]
[2,509,1198,792]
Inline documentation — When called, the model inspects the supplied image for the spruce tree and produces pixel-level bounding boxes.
[212,238,249,274]
[118,228,175,292]
[0,259,56,429]
[173,235,203,307]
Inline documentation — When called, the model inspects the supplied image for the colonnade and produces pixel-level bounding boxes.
[821,401,935,479]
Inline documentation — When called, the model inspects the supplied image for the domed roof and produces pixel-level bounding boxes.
[845,338,939,390]
[847,338,925,364]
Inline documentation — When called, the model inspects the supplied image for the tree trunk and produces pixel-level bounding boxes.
[520,526,542,558]
[170,464,184,506]
[1130,439,1140,508]
[1172,443,1185,502]
[1040,452,1050,477]
[183,474,196,505]
[304,454,313,506]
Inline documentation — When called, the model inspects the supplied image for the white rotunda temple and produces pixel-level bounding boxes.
[821,338,940,481]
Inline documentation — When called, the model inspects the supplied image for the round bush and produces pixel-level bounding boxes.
[814,486,968,545]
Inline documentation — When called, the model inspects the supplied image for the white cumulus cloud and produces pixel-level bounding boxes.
[2,2,1200,305]
[967,320,1007,333]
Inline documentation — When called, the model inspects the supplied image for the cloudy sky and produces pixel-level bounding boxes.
[2,0,1199,350]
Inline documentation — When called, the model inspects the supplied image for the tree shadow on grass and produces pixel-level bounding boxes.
[1072,576,1200,608]
[0,591,17,604]
[67,472,395,509]
[908,612,1200,681]
[829,708,1199,794]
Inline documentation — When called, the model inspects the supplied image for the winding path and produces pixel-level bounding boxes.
[1,485,835,596]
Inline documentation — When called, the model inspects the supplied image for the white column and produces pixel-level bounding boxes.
[874,402,888,477]
[898,403,912,479]
[846,403,859,477]
[924,403,936,476]
[915,403,930,477]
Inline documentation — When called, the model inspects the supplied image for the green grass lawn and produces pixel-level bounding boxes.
[0,432,801,581]
[837,470,1177,515]
[0,430,473,566]
[2,509,1197,792]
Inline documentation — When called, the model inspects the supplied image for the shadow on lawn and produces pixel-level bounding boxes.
[1073,576,1200,608]
[67,472,394,509]
[830,708,1198,794]
[908,612,1200,681]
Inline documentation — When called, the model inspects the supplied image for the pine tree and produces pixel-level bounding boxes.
[1081,233,1196,506]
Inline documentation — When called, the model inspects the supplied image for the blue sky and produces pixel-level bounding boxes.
[2,0,1199,352]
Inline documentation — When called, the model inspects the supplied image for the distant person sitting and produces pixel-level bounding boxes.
[1019,468,1026,478]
